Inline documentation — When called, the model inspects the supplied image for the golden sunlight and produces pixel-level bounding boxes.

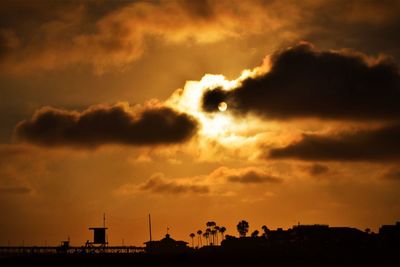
[167,74,243,139]
[218,102,228,112]
[166,64,272,145]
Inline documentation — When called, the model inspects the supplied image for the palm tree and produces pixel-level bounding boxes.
[197,230,203,247]
[206,221,216,228]
[206,221,216,245]
[211,229,217,245]
[214,226,220,245]
[189,233,195,248]
[205,228,211,245]
[237,220,249,237]
[203,231,210,246]
[219,226,226,241]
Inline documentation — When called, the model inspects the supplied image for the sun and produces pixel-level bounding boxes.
[218,102,228,112]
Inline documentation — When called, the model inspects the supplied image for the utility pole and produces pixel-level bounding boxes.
[148,214,152,242]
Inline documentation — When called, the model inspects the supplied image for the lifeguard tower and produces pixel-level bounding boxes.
[87,214,108,247]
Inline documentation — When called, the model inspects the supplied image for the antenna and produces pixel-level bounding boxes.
[103,213,106,228]
[148,214,152,242]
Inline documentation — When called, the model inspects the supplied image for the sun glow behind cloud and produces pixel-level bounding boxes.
[166,63,271,149]
[167,74,235,139]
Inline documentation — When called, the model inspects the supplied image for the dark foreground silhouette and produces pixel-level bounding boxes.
[1,221,400,267]
[1,248,399,267]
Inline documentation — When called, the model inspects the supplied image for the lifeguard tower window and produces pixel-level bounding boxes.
[89,227,108,244]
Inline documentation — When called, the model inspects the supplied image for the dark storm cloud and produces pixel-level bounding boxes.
[203,43,400,120]
[15,104,198,148]
[227,170,282,184]
[202,88,227,112]
[0,185,31,194]
[270,123,400,162]
[139,174,210,195]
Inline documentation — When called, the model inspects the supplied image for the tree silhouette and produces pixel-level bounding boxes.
[219,226,226,241]
[206,228,212,245]
[211,229,217,245]
[251,230,259,238]
[197,230,203,247]
[262,225,270,238]
[203,231,210,245]
[206,221,216,245]
[237,220,249,237]
[189,233,195,248]
[214,226,220,245]
[206,221,216,228]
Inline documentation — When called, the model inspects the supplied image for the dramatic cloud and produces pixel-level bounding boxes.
[139,173,210,195]
[270,123,400,162]
[203,43,400,120]
[3,0,400,74]
[205,166,283,186]
[0,0,294,74]
[15,103,198,148]
[227,170,281,184]
[115,166,282,197]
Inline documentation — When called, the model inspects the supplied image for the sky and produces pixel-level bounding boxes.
[1,0,400,247]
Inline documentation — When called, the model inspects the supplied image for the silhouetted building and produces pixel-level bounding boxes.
[329,227,367,244]
[221,224,369,256]
[290,224,367,246]
[379,221,400,248]
[379,221,400,236]
[144,234,189,254]
[88,227,108,246]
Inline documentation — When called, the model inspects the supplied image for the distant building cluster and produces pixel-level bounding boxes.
[2,219,400,258]
[145,221,400,255]
[144,234,189,254]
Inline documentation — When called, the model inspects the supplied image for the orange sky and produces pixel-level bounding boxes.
[1,0,400,247]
